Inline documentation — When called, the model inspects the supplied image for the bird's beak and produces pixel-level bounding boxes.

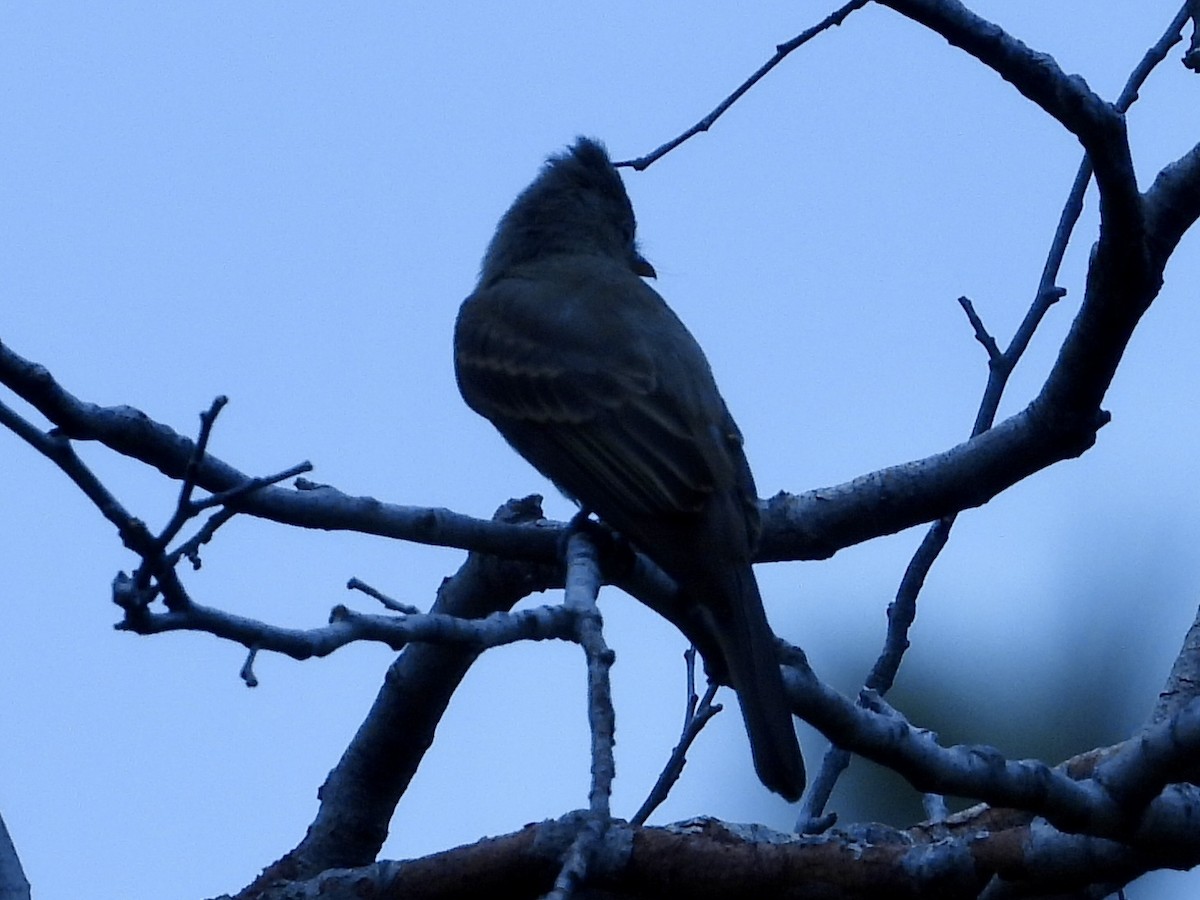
[633,254,657,279]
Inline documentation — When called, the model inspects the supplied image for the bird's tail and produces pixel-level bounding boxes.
[692,566,806,801]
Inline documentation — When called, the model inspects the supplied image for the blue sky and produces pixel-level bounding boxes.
[1,4,1198,897]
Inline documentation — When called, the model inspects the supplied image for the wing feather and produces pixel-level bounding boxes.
[454,264,727,521]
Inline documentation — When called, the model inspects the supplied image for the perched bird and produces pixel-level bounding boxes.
[454,137,805,800]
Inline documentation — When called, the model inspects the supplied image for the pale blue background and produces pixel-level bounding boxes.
[1,3,1198,897]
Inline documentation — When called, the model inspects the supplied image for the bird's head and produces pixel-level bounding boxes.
[479,137,656,283]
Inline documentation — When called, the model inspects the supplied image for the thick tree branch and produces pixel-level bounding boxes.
[0,813,30,900]
[1144,141,1200,263]
[1150,604,1200,728]
[784,638,1200,846]
[0,339,1116,566]
[758,402,1103,561]
[224,788,1200,900]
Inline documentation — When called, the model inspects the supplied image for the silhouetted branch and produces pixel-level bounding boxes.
[547,531,616,899]
[224,784,1200,900]
[0,813,30,900]
[618,0,871,170]
[631,651,723,827]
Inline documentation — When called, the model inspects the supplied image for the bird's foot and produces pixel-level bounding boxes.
[560,510,637,581]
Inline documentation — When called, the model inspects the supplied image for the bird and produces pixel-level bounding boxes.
[453,137,805,800]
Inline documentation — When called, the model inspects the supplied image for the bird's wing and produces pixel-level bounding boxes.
[454,267,730,522]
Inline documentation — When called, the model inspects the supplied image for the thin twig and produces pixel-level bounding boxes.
[956,296,1002,364]
[618,0,870,170]
[0,398,145,544]
[547,530,616,898]
[0,396,194,619]
[631,652,723,826]
[159,396,228,550]
[1187,0,1200,71]
[191,461,312,511]
[1114,3,1194,107]
[168,507,238,570]
[124,399,311,604]
[347,577,421,615]
[161,462,314,572]
[240,646,259,688]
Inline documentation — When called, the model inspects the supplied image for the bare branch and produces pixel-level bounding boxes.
[158,395,228,550]
[1150,604,1200,728]
[799,514,952,830]
[346,576,422,615]
[236,795,1200,900]
[1145,141,1200,262]
[0,813,30,900]
[1114,4,1193,112]
[785,640,1200,845]
[0,339,1126,568]
[876,1,1138,213]
[0,396,146,547]
[618,1,870,170]
[547,530,616,899]
[795,3,1191,819]
[116,595,578,659]
[0,338,561,562]
[1186,0,1200,71]
[563,531,616,820]
[757,401,1104,561]
[168,506,237,571]
[956,296,1002,364]
[240,646,259,688]
[242,498,562,887]
[631,653,723,827]
[1097,699,1200,816]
